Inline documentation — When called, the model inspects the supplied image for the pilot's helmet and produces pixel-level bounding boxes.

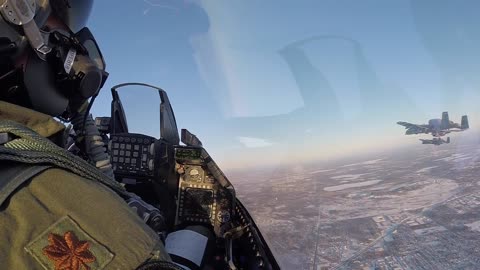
[0,0,108,118]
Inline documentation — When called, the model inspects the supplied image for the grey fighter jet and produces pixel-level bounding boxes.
[419,137,450,145]
[397,112,469,137]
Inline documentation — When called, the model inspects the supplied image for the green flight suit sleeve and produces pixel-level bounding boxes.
[0,168,170,270]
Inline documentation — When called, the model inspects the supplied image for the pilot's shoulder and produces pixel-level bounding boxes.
[0,167,162,270]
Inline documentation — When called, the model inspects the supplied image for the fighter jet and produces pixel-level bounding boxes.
[397,112,469,137]
[419,137,450,145]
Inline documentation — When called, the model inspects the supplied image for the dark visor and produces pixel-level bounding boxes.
[50,0,94,33]
[74,27,106,71]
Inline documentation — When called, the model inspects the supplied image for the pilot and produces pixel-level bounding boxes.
[0,0,178,269]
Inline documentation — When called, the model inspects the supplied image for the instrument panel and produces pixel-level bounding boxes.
[174,146,235,237]
[109,133,156,182]
[178,166,216,223]
[109,133,235,238]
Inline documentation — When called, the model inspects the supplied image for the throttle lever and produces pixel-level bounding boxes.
[223,224,251,270]
[224,223,250,240]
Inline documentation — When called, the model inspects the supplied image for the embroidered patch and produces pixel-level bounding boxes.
[43,231,96,270]
[25,216,114,270]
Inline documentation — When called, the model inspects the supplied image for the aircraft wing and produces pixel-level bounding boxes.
[397,121,422,129]
[397,122,430,134]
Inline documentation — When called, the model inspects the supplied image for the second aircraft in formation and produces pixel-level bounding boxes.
[397,112,469,145]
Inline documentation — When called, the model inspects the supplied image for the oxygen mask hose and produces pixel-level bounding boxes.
[71,109,114,179]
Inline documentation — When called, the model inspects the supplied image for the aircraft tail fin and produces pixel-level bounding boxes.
[446,137,450,143]
[461,115,469,129]
[441,112,450,129]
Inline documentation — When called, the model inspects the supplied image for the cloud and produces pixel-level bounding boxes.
[143,0,180,15]
[237,136,274,148]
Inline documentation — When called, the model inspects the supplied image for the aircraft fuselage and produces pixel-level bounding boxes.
[399,112,468,137]
[420,137,450,145]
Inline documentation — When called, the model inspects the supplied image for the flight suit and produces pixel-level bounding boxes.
[0,101,171,269]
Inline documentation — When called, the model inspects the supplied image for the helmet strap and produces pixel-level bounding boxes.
[1,0,51,59]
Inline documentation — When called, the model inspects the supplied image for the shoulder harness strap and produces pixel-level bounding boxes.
[136,260,185,270]
[0,120,130,199]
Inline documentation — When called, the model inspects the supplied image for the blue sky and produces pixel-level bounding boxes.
[88,1,480,170]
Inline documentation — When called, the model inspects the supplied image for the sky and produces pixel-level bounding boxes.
[88,0,480,170]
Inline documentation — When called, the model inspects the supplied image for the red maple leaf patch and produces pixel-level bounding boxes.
[42,231,96,270]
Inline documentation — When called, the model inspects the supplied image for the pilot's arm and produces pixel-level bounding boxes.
[0,167,172,270]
